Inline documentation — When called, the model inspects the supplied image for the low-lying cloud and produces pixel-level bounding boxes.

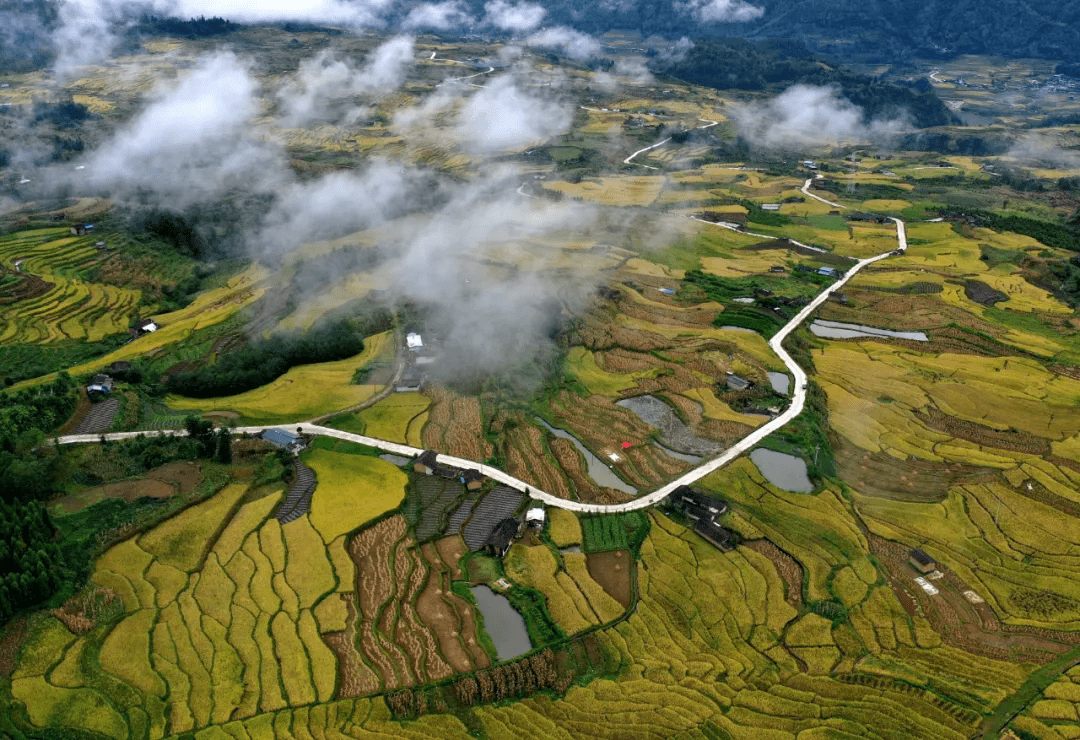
[402,1,472,31]
[732,84,906,150]
[525,27,602,61]
[456,73,573,152]
[677,0,764,23]
[483,0,546,33]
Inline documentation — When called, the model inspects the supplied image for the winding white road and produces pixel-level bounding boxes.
[53,134,907,513]
[623,118,718,170]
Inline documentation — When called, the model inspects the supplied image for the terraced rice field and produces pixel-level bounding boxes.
[0,229,143,344]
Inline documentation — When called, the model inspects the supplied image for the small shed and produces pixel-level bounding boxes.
[406,333,423,350]
[483,518,522,558]
[769,266,786,273]
[261,428,304,453]
[817,267,841,279]
[395,366,425,393]
[134,318,158,336]
[761,203,781,211]
[460,469,485,491]
[909,548,936,574]
[726,373,751,391]
[525,507,546,528]
[414,450,439,475]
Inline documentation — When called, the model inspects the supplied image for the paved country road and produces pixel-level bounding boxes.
[55,214,907,514]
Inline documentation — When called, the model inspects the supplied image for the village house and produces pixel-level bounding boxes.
[483,518,523,557]
[261,428,305,453]
[525,507,546,529]
[698,210,748,226]
[86,374,113,395]
[817,267,842,279]
[413,450,464,479]
[460,468,485,491]
[909,548,937,574]
[132,318,158,337]
[693,519,735,551]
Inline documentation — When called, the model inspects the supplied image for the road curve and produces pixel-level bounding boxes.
[55,218,906,513]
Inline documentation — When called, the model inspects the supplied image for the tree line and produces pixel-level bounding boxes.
[167,319,364,398]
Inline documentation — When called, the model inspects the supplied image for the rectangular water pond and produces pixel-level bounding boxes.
[470,584,532,662]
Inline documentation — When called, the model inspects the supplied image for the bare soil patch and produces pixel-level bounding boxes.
[418,543,489,673]
[147,461,203,495]
[51,478,174,515]
[322,593,380,698]
[744,539,804,610]
[586,550,632,608]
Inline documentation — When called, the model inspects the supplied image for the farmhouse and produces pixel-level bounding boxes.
[726,372,752,391]
[132,318,158,337]
[395,365,425,393]
[761,203,781,211]
[769,266,786,273]
[693,519,735,551]
[414,450,463,479]
[698,210,748,225]
[817,267,842,279]
[406,332,423,350]
[483,518,523,557]
[671,486,728,520]
[261,429,305,453]
[909,548,937,574]
[86,374,113,395]
[460,468,485,490]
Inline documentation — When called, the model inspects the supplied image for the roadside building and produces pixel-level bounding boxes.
[460,469,485,491]
[133,318,158,337]
[817,267,842,279]
[909,548,937,574]
[261,428,305,453]
[693,519,735,551]
[395,365,425,392]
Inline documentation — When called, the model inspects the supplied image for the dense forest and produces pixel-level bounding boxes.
[166,318,365,397]
[651,38,958,129]
[0,373,77,501]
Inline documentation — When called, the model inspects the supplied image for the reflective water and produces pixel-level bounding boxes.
[719,325,759,333]
[470,585,532,661]
[810,319,928,341]
[750,448,813,492]
[379,454,412,466]
[536,420,638,495]
[767,372,790,395]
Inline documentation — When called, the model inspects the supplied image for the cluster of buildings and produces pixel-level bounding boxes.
[396,332,438,393]
[669,486,736,551]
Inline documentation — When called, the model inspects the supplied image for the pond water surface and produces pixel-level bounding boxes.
[767,372,790,396]
[750,448,814,492]
[379,454,412,467]
[536,420,638,495]
[810,319,928,342]
[719,325,759,334]
[470,585,532,661]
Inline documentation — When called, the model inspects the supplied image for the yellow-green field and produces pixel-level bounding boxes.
[306,449,409,542]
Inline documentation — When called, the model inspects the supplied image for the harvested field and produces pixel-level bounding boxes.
[422,385,491,462]
[742,539,804,610]
[585,550,632,608]
[417,542,491,672]
[434,535,466,579]
[50,460,203,514]
[322,594,380,698]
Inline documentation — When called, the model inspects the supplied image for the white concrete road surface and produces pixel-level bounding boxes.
[54,219,906,513]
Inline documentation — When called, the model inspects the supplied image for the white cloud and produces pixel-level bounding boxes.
[402,1,473,31]
[731,84,906,150]
[483,0,545,33]
[455,73,572,152]
[677,0,764,24]
[525,27,601,61]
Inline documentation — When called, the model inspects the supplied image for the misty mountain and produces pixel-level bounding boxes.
[460,0,1080,63]
[652,39,959,129]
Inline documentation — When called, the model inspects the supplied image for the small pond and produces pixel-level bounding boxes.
[767,371,790,396]
[719,325,759,334]
[750,448,814,493]
[470,585,532,661]
[536,420,638,495]
[617,395,724,458]
[379,454,412,467]
[561,545,582,554]
[810,319,928,342]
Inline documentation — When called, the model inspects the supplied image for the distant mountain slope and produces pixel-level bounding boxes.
[495,0,1080,62]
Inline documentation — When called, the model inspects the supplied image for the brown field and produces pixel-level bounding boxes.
[498,413,575,501]
[743,539,805,610]
[418,543,490,671]
[434,535,466,580]
[422,385,492,461]
[51,461,205,515]
[146,461,203,494]
[321,594,380,698]
[585,550,632,608]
